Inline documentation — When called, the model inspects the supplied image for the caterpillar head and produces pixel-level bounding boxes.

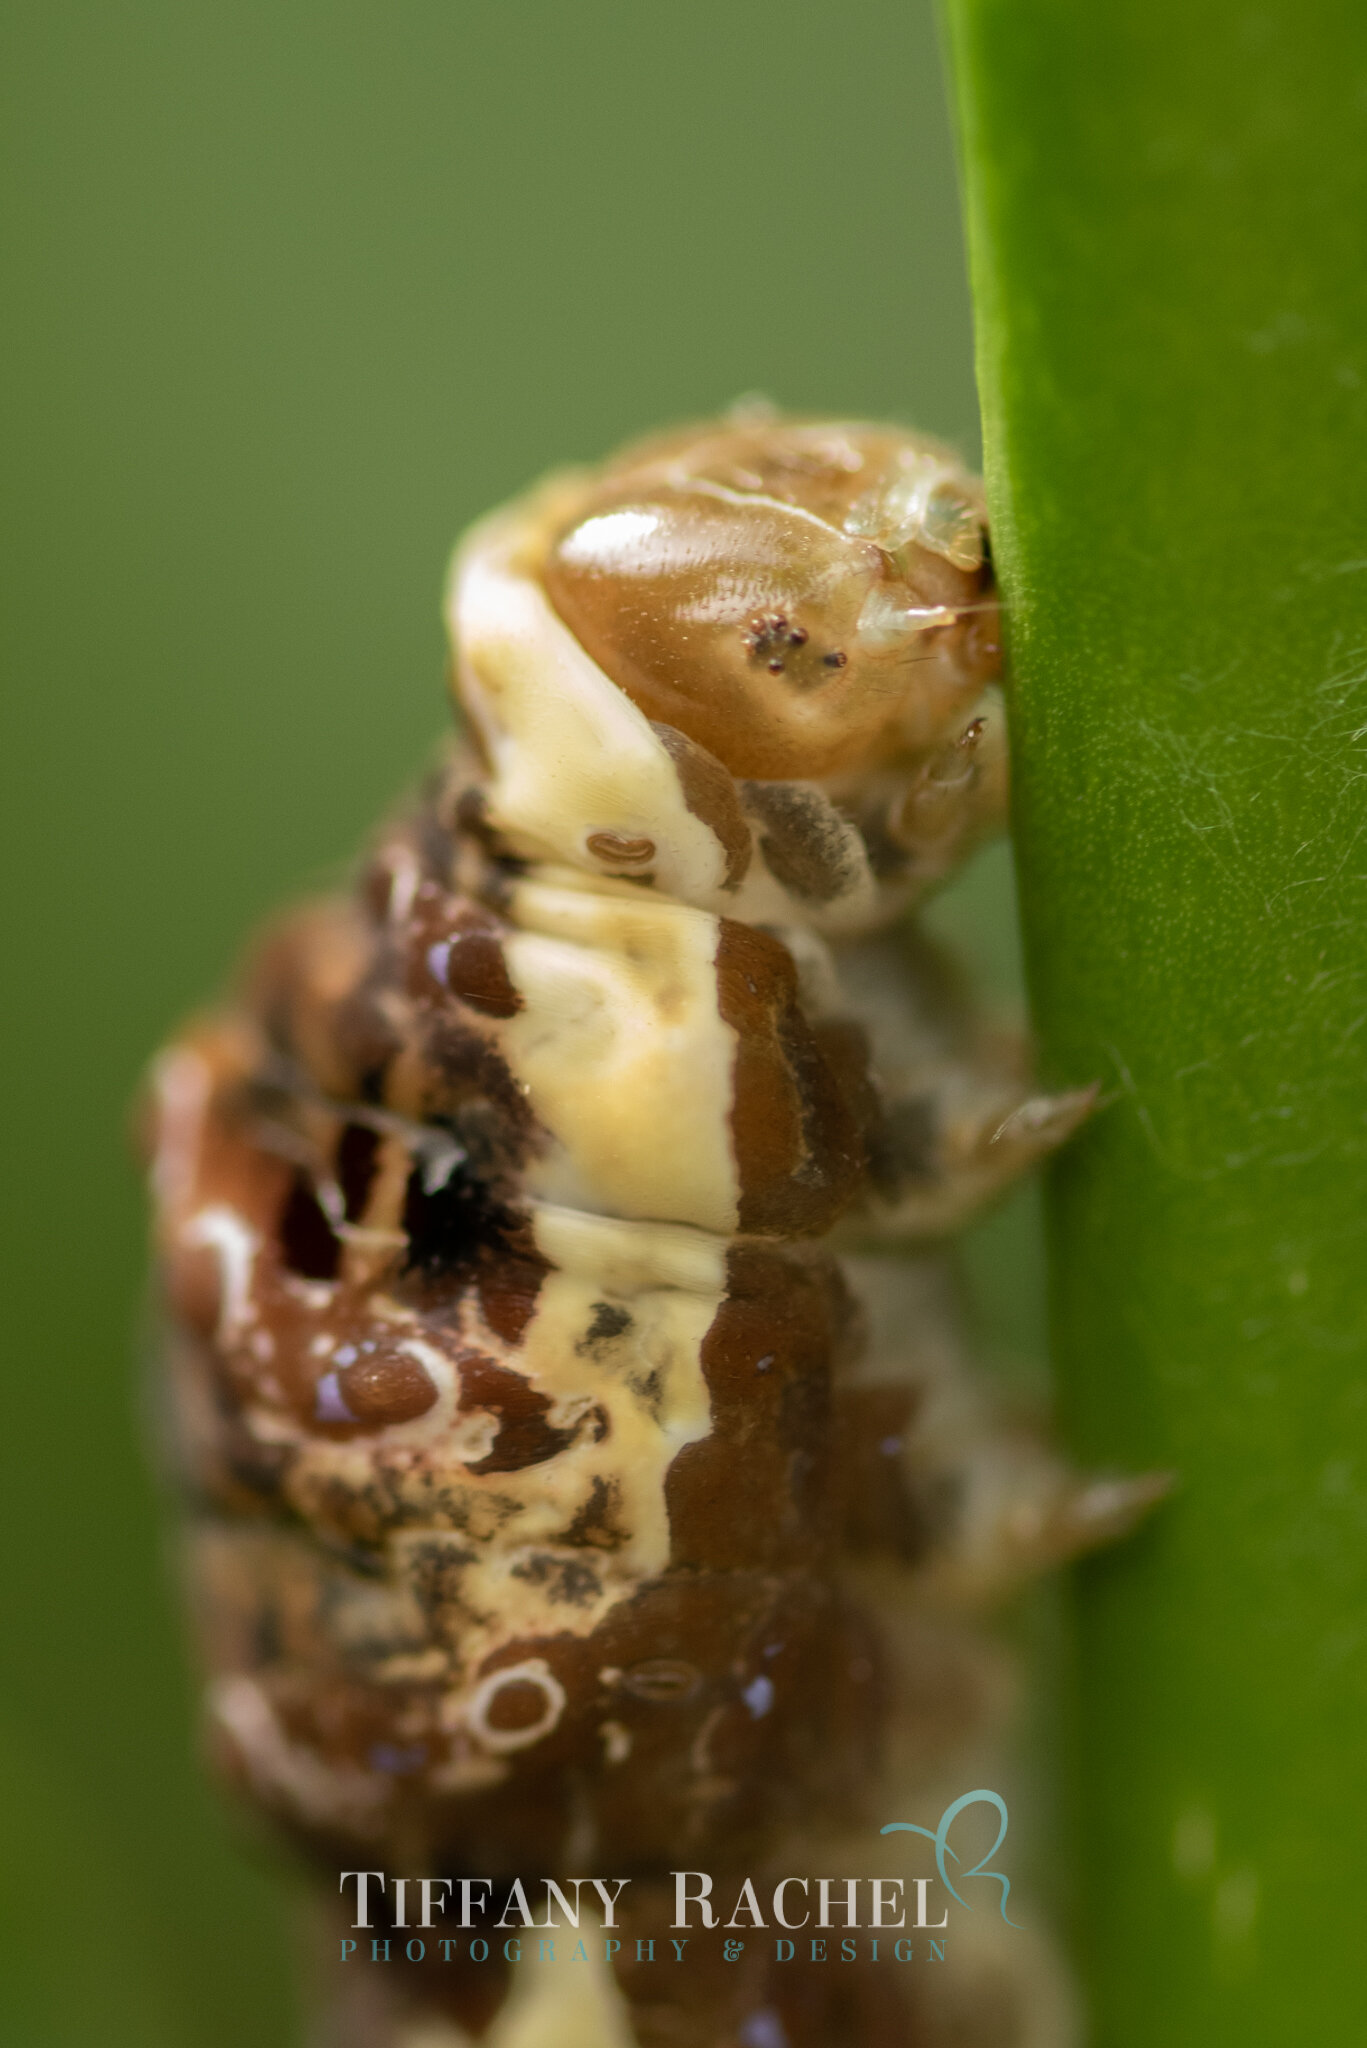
[544,413,998,779]
[448,411,1004,926]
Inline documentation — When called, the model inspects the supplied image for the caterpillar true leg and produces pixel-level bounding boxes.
[146,412,1162,2048]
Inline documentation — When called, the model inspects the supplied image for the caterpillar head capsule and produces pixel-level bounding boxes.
[448,412,1006,929]
[542,416,999,778]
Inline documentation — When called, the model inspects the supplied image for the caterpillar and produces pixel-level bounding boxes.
[145,410,1162,2048]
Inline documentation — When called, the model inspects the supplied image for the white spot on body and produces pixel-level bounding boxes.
[465,1659,567,1755]
[183,1205,260,1342]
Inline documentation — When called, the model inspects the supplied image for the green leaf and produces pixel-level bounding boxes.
[943,3,1367,2041]
[0,1716,178,2048]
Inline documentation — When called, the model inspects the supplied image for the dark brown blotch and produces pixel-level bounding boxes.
[652,721,752,890]
[442,929,522,1019]
[576,1300,632,1352]
[715,921,866,1237]
[459,1352,581,1475]
[337,1122,381,1222]
[278,1171,342,1282]
[666,1246,857,1569]
[834,1383,935,1561]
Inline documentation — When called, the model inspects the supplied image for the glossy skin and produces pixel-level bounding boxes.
[146,415,1157,2048]
[543,418,999,780]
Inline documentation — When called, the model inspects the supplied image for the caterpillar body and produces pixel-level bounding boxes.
[146,414,1160,2048]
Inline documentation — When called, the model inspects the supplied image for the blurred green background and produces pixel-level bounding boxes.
[0,4,1039,2040]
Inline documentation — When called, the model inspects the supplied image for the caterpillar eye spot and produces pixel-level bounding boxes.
[621,1658,703,1704]
[586,829,656,865]
[466,1661,566,1753]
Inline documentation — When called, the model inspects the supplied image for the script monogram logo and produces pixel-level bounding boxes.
[881,1789,1018,1926]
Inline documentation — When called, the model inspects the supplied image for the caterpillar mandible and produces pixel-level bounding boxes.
[145,410,1163,2048]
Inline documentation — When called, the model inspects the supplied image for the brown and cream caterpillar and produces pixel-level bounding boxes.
[145,411,1162,2048]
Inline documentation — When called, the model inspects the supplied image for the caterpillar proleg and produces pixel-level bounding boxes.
[146,413,1163,2047]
